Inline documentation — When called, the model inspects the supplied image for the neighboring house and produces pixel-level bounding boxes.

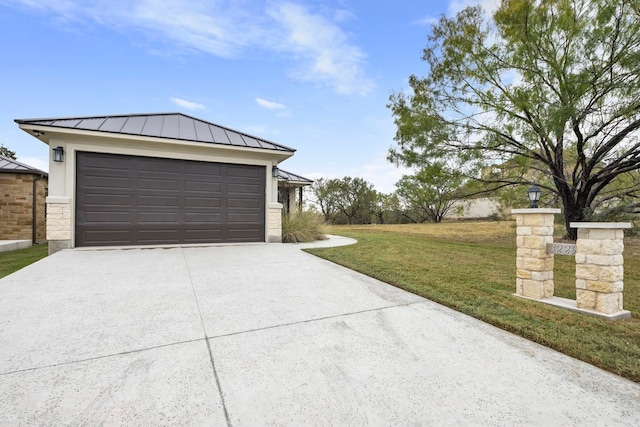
[15,113,301,254]
[0,155,48,243]
[445,197,500,220]
[277,169,313,214]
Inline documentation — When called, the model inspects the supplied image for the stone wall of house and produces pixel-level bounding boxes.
[446,197,500,220]
[0,173,48,242]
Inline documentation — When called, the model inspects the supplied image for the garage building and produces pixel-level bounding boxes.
[16,113,296,254]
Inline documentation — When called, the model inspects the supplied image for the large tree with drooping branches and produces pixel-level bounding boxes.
[388,0,640,238]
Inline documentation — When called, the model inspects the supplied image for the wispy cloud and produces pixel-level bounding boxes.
[4,0,373,95]
[170,97,205,111]
[414,16,439,27]
[448,0,501,15]
[241,124,280,137]
[415,0,500,28]
[256,97,286,110]
[268,2,374,95]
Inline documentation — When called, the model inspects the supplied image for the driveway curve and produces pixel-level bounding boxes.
[1,236,639,425]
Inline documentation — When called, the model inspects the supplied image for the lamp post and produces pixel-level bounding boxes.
[527,183,541,208]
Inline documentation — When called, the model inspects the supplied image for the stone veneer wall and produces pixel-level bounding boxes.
[0,173,48,242]
[46,198,72,254]
[267,203,283,243]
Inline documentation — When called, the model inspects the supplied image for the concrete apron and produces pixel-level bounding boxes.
[0,236,638,425]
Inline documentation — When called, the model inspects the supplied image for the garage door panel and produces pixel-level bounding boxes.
[138,178,181,191]
[137,195,181,207]
[227,165,262,177]
[76,152,265,246]
[185,161,222,174]
[136,157,178,172]
[184,212,222,224]
[184,181,223,192]
[136,231,181,244]
[226,228,263,240]
[82,156,131,171]
[184,230,223,242]
[80,230,133,245]
[85,193,133,206]
[227,213,262,223]
[84,175,133,189]
[184,196,223,208]
[228,183,263,194]
[227,198,261,209]
[85,211,134,223]
[137,212,181,223]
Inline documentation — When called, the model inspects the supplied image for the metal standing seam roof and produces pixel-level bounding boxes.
[277,168,314,185]
[14,113,296,153]
[0,155,48,176]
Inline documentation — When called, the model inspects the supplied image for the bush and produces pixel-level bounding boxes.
[282,211,328,243]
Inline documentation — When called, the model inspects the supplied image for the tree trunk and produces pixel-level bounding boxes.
[558,186,589,241]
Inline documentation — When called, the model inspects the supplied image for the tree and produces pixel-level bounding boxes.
[388,0,640,239]
[311,178,339,222]
[371,191,401,224]
[332,177,377,224]
[0,144,16,160]
[310,177,377,224]
[395,163,464,223]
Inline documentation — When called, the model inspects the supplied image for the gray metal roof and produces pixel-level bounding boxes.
[15,113,295,153]
[0,155,47,176]
[277,168,313,185]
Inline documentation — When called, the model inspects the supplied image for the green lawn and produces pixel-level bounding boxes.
[0,244,49,279]
[306,222,640,383]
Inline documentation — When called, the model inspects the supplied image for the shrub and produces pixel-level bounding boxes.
[282,211,328,243]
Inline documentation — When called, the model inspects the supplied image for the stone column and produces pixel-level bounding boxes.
[267,202,283,243]
[46,196,72,254]
[571,222,631,315]
[512,209,560,299]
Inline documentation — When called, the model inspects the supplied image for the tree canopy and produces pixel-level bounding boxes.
[311,177,377,224]
[388,0,640,238]
[0,144,16,160]
[396,163,464,223]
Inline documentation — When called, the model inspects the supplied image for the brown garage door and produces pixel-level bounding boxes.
[75,152,265,247]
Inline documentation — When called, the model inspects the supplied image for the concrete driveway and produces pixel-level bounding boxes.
[1,236,639,425]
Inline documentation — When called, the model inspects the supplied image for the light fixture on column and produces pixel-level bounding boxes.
[52,146,64,163]
[527,183,541,208]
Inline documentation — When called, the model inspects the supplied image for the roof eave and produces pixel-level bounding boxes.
[17,123,295,160]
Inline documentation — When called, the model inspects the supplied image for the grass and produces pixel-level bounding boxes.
[0,244,48,279]
[307,222,640,383]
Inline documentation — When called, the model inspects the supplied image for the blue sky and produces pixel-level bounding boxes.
[0,0,496,193]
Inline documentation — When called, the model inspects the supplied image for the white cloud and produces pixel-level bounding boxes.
[170,97,205,111]
[256,97,286,110]
[352,155,412,194]
[4,0,373,95]
[414,16,439,27]
[268,2,374,95]
[415,0,500,28]
[448,0,501,15]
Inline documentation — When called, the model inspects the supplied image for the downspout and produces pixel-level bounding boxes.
[32,173,45,244]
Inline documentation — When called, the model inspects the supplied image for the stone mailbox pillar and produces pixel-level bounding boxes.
[571,222,631,316]
[512,209,560,299]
